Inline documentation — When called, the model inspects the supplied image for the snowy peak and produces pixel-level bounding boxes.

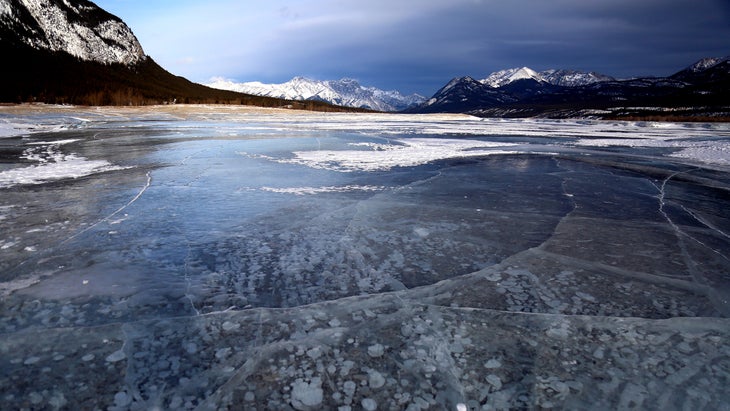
[207,77,426,111]
[670,56,730,84]
[411,56,730,117]
[482,67,544,88]
[683,56,730,73]
[539,69,615,87]
[481,67,614,88]
[0,0,145,65]
[433,76,485,96]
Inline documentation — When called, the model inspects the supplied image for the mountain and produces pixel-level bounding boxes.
[677,56,730,74]
[0,0,359,111]
[481,67,615,88]
[408,59,730,120]
[417,76,515,113]
[0,0,144,64]
[670,56,730,83]
[539,69,616,87]
[207,77,426,112]
[482,67,545,88]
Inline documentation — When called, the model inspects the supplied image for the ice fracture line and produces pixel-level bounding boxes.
[654,170,730,263]
[680,204,730,243]
[62,171,152,244]
[651,169,730,315]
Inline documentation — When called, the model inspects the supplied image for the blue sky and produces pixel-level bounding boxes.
[94,0,730,96]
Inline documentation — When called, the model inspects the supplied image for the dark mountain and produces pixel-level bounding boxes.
[409,59,730,120]
[0,0,361,111]
[670,57,730,83]
[415,76,516,113]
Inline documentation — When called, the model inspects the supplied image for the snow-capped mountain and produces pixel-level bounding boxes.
[0,0,145,65]
[418,76,515,113]
[539,69,615,87]
[207,77,426,112]
[482,67,544,88]
[408,57,729,118]
[481,67,614,88]
[682,56,730,73]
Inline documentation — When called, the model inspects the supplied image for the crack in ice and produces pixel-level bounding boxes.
[652,169,730,315]
[677,204,730,263]
[62,171,152,244]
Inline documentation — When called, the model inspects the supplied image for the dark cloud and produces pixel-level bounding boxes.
[96,0,730,95]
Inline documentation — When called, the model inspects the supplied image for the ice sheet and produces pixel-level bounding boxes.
[0,105,728,410]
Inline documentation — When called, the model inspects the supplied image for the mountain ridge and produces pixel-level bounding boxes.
[207,76,426,112]
[408,58,730,120]
[481,67,616,88]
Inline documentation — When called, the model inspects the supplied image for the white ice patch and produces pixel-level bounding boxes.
[574,137,730,166]
[0,144,124,188]
[0,155,123,188]
[0,118,82,138]
[249,138,520,172]
[670,143,730,166]
[0,122,19,138]
[28,139,80,146]
[260,185,385,195]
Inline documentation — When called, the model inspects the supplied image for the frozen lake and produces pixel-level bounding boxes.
[1,105,729,410]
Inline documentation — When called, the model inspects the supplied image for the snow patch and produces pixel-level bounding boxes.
[247,138,520,172]
[574,137,730,166]
[28,139,80,145]
[671,144,730,166]
[259,185,385,195]
[0,144,125,188]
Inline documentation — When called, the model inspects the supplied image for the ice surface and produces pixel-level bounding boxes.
[0,105,728,410]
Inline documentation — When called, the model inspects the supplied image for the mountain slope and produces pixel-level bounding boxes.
[207,77,426,111]
[0,0,144,64]
[670,56,730,83]
[415,76,515,113]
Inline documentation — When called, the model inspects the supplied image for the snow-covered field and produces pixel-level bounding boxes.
[0,105,729,410]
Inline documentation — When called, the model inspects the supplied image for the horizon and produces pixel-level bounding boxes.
[68,1,730,95]
[207,57,730,97]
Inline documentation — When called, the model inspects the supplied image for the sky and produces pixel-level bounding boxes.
[94,0,730,96]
